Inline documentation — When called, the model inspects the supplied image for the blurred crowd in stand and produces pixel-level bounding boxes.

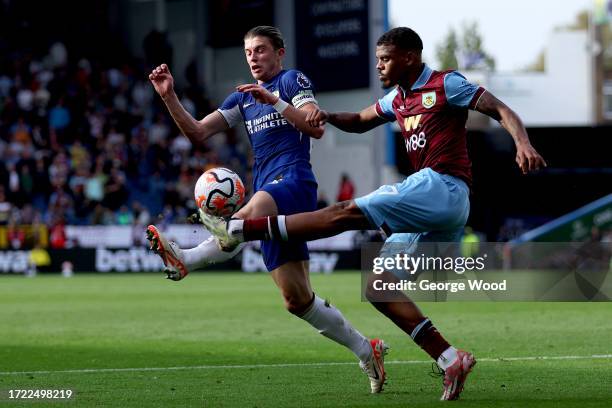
[0,34,250,249]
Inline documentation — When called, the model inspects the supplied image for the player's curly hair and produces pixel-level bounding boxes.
[377,27,423,53]
[244,26,285,50]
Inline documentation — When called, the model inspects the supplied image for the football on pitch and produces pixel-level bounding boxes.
[194,167,246,218]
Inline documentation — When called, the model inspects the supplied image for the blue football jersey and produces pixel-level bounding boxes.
[217,69,318,191]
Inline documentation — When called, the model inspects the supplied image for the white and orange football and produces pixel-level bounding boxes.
[194,167,246,218]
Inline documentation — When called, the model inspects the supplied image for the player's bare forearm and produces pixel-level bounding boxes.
[498,107,531,147]
[161,92,208,145]
[328,109,385,134]
[476,91,546,173]
[476,91,528,144]
[162,94,228,147]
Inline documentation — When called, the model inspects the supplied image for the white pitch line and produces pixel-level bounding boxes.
[1,354,611,376]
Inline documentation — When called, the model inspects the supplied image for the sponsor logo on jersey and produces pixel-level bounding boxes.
[244,112,289,134]
[403,114,422,131]
[422,91,436,109]
[296,72,312,88]
[272,90,280,98]
[243,102,253,108]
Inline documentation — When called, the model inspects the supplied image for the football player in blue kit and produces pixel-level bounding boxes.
[146,26,388,393]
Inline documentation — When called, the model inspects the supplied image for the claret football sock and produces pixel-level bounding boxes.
[182,236,245,269]
[241,215,288,241]
[299,295,372,362]
[410,317,452,362]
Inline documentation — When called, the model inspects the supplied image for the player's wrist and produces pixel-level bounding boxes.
[273,98,289,114]
[160,89,176,103]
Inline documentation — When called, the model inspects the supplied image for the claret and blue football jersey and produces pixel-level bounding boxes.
[375,64,485,187]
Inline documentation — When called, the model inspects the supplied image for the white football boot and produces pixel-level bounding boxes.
[146,225,188,281]
[359,338,389,393]
[197,209,242,251]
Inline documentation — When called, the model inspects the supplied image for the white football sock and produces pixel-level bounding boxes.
[182,236,245,270]
[300,295,372,362]
[437,346,458,370]
[227,219,245,241]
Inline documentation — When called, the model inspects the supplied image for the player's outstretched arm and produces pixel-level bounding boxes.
[475,91,547,174]
[306,104,387,134]
[149,64,228,146]
[236,83,324,138]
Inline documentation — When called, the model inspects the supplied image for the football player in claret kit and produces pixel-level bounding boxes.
[201,27,547,400]
[146,26,389,393]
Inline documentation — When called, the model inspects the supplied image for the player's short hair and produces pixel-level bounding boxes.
[377,27,423,53]
[244,26,285,50]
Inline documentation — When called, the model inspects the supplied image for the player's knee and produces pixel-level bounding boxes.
[283,292,313,315]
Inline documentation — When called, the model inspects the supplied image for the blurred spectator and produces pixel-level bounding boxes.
[7,163,21,204]
[47,186,74,224]
[30,156,49,211]
[29,245,52,273]
[132,201,151,226]
[149,113,170,144]
[49,217,67,249]
[90,203,115,225]
[19,163,34,204]
[116,205,133,225]
[103,168,128,211]
[336,173,355,202]
[85,158,107,203]
[461,226,481,258]
[7,220,25,249]
[48,41,68,68]
[71,184,92,225]
[48,97,71,131]
[10,117,32,148]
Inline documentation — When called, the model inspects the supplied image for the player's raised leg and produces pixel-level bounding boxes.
[200,200,370,250]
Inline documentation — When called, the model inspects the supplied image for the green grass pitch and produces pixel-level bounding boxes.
[0,272,611,407]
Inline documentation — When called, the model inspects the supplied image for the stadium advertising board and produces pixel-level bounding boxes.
[0,246,361,274]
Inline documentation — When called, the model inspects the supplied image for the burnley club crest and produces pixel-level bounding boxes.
[422,91,436,109]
